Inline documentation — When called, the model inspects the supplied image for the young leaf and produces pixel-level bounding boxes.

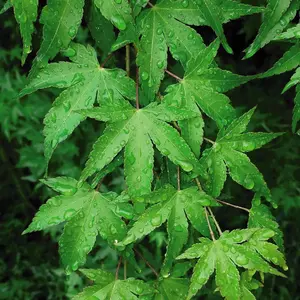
[11,0,38,64]
[75,269,154,299]
[30,0,84,75]
[20,43,135,165]
[23,178,127,274]
[244,0,292,59]
[178,228,286,299]
[163,39,252,128]
[119,185,219,275]
[200,108,283,205]
[93,0,137,51]
[79,103,204,197]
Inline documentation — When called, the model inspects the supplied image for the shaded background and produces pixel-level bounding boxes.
[0,0,299,299]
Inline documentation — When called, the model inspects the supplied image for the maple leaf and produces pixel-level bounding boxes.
[30,0,85,76]
[137,0,262,101]
[78,102,204,198]
[162,38,251,150]
[199,107,283,206]
[118,185,219,275]
[244,0,298,59]
[23,177,127,274]
[10,0,38,64]
[74,268,154,299]
[20,43,136,165]
[177,228,287,299]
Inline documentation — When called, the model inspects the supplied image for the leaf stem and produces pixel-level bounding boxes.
[216,199,250,213]
[148,2,154,7]
[165,69,182,81]
[126,45,130,76]
[205,208,215,241]
[101,53,113,68]
[115,257,122,280]
[204,137,215,144]
[124,260,127,280]
[134,248,159,278]
[136,67,140,109]
[195,177,202,191]
[177,166,181,191]
[208,207,222,236]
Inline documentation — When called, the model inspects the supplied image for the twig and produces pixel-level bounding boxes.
[115,257,122,280]
[96,178,104,191]
[208,207,222,236]
[172,121,181,132]
[177,166,181,191]
[204,137,215,144]
[134,248,159,278]
[194,177,202,191]
[136,67,140,109]
[205,208,215,241]
[165,69,182,81]
[126,45,130,76]
[124,260,127,280]
[216,199,250,213]
[100,53,113,68]
[148,2,154,7]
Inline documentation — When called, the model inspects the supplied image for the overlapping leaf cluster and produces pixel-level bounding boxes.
[2,0,292,298]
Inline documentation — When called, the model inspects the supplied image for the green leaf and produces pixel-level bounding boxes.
[178,228,286,299]
[80,103,204,196]
[20,43,135,164]
[94,0,137,51]
[248,196,284,249]
[273,23,300,41]
[260,44,300,78]
[200,108,282,204]
[119,186,218,274]
[30,0,84,75]
[163,40,250,128]
[195,0,233,53]
[137,1,206,101]
[11,0,38,64]
[0,0,12,15]
[155,277,189,300]
[23,177,127,273]
[293,86,300,133]
[75,270,154,299]
[87,2,115,57]
[244,0,292,59]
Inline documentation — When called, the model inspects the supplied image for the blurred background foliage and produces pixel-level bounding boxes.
[0,0,299,299]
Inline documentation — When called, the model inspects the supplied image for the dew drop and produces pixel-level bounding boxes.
[178,160,193,172]
[141,71,149,80]
[111,15,127,31]
[151,215,162,226]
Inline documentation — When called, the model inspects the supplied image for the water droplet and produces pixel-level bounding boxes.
[151,215,162,226]
[157,60,164,69]
[181,0,189,8]
[156,28,163,35]
[141,71,149,81]
[71,261,79,271]
[68,26,77,38]
[244,178,255,190]
[64,209,77,220]
[178,160,193,172]
[236,255,249,265]
[111,15,127,30]
[114,0,122,3]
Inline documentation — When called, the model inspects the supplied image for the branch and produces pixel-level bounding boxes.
[115,257,122,280]
[177,166,181,191]
[136,67,140,109]
[134,248,159,278]
[165,69,182,81]
[204,137,215,144]
[208,207,222,236]
[205,208,216,241]
[216,199,250,213]
[100,53,113,68]
[194,177,203,191]
[126,45,130,76]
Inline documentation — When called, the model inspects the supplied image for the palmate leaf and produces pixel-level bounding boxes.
[199,107,283,205]
[30,0,85,76]
[163,39,250,128]
[118,185,219,275]
[11,0,38,64]
[94,0,137,51]
[137,0,262,101]
[244,0,294,59]
[177,228,286,300]
[23,177,127,274]
[74,269,154,299]
[78,102,204,198]
[20,43,135,165]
